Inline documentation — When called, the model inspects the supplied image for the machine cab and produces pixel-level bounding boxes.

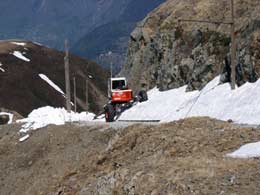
[108,77,133,103]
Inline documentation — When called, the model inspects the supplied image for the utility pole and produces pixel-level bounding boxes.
[85,78,89,112]
[64,39,71,112]
[110,62,113,78]
[73,77,77,112]
[85,65,89,112]
[108,51,113,78]
[179,0,236,90]
[230,0,236,89]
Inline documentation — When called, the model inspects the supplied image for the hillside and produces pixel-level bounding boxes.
[71,0,165,72]
[0,40,109,116]
[120,0,260,92]
[1,118,260,194]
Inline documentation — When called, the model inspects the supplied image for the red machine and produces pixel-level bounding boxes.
[104,77,148,122]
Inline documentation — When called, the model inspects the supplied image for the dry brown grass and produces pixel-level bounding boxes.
[1,118,260,194]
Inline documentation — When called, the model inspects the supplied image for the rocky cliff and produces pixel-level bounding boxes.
[120,0,260,92]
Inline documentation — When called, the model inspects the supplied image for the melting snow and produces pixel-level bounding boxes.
[19,134,30,142]
[39,74,74,106]
[11,42,26,46]
[0,112,14,124]
[17,106,95,133]
[33,42,42,46]
[227,142,260,158]
[119,76,260,125]
[0,62,4,72]
[12,51,30,62]
[39,74,65,95]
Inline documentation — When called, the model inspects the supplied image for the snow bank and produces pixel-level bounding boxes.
[39,74,65,95]
[0,112,14,124]
[119,76,260,125]
[227,142,260,158]
[18,106,95,133]
[12,51,30,62]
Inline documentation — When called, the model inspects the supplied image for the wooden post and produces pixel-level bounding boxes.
[64,39,71,112]
[110,62,113,78]
[230,0,236,90]
[85,78,89,112]
[73,77,77,112]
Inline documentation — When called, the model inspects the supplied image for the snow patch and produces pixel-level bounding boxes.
[11,42,26,46]
[19,134,30,142]
[0,62,5,72]
[33,42,42,46]
[12,51,30,62]
[119,76,260,125]
[17,106,95,133]
[39,74,65,95]
[0,112,14,124]
[227,142,260,158]
[39,74,74,106]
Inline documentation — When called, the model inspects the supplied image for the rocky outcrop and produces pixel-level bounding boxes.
[120,0,260,92]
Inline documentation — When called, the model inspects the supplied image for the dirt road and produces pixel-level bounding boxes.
[1,118,260,195]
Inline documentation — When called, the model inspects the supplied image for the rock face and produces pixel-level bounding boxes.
[120,0,260,92]
[0,40,109,116]
[0,115,9,125]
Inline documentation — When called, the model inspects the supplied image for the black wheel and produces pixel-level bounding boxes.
[138,90,148,102]
[104,104,115,122]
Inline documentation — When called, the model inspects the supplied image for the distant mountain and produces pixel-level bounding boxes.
[0,40,109,116]
[71,0,165,73]
[0,0,164,50]
[0,0,165,72]
[0,0,133,49]
[72,21,136,73]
